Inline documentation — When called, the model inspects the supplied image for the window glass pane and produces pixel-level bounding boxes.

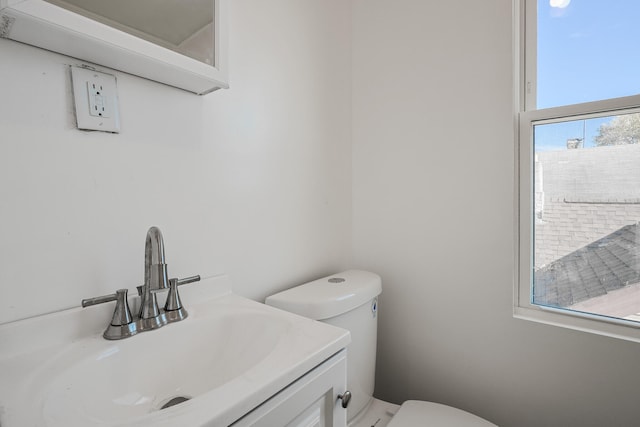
[533,113,640,321]
[537,0,640,109]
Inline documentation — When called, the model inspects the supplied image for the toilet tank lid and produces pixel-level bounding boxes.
[265,270,382,320]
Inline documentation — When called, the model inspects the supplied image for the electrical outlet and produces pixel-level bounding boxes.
[71,66,120,133]
[87,80,110,118]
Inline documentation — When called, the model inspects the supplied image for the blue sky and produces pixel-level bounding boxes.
[535,0,640,151]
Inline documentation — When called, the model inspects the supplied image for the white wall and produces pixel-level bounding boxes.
[5,1,640,426]
[352,1,640,426]
[0,0,352,324]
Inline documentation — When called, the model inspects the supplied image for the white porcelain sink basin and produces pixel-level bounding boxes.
[0,275,350,427]
[40,306,290,424]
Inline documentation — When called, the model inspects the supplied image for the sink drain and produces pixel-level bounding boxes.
[160,396,191,410]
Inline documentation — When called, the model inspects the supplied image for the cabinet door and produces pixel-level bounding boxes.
[232,350,347,427]
[284,396,325,427]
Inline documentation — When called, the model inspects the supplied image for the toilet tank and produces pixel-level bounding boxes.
[265,270,382,422]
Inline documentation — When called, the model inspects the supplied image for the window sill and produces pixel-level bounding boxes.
[514,305,640,343]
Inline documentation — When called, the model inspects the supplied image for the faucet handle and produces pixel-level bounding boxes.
[175,275,201,286]
[164,278,183,312]
[82,289,137,339]
[164,275,200,322]
[136,274,201,296]
[82,289,133,327]
[82,292,118,307]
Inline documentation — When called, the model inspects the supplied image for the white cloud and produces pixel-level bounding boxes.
[550,0,571,8]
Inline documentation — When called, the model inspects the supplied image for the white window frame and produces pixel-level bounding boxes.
[514,0,640,342]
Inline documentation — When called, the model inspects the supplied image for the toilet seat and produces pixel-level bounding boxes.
[387,401,497,427]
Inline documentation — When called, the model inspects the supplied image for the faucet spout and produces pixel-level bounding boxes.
[145,226,169,292]
[139,226,170,324]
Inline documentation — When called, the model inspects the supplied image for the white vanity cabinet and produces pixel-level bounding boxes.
[231,350,348,427]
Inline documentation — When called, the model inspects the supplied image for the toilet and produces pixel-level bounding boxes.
[265,270,496,427]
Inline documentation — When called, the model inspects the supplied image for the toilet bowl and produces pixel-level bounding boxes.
[265,270,496,427]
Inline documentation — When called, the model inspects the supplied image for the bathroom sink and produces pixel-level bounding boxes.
[0,275,350,427]
[38,307,289,424]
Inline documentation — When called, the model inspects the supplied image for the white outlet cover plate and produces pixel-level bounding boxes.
[71,66,120,133]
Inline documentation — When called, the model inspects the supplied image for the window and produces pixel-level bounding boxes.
[516,0,640,341]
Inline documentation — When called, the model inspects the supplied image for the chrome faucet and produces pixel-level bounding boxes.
[81,226,200,340]
[138,226,170,330]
